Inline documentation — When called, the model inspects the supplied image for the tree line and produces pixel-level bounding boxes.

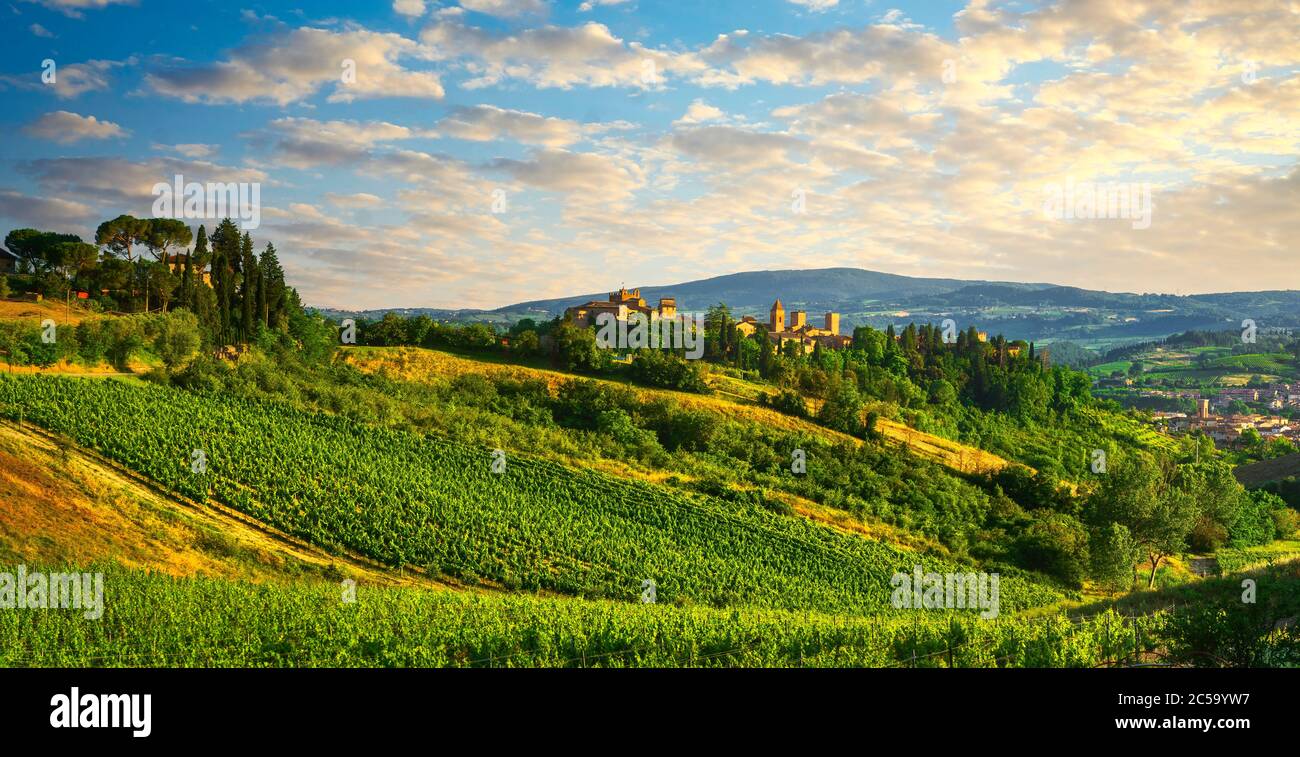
[3,216,294,347]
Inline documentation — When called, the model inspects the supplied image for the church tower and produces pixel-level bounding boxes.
[770,299,785,331]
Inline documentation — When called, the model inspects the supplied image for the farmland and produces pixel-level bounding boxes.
[0,373,1063,614]
[0,562,1158,668]
[1089,345,1300,387]
[4,558,1297,668]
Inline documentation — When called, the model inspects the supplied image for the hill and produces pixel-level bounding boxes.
[318,268,1300,350]
[0,373,1064,614]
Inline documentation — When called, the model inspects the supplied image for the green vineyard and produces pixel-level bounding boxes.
[0,374,1062,614]
[0,564,1153,668]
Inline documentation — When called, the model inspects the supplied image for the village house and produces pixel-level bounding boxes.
[735,299,850,352]
[166,254,212,286]
[564,287,676,328]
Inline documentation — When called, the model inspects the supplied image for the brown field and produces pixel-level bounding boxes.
[0,297,94,327]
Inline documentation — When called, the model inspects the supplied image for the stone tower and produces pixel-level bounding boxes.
[791,310,807,330]
[824,312,840,334]
[770,299,784,331]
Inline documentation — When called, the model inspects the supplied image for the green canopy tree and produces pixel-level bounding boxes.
[95,215,149,263]
[4,228,82,273]
[136,219,192,313]
[52,241,99,310]
[155,309,201,371]
[1086,455,1201,587]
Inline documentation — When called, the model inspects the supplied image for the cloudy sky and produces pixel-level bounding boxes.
[0,0,1296,310]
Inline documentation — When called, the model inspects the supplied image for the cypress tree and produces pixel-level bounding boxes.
[259,242,287,329]
[239,232,257,341]
[210,219,241,345]
[179,249,193,309]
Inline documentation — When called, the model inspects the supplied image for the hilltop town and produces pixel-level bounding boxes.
[565,288,852,352]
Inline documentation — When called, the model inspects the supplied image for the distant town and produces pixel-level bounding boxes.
[1143,383,1300,447]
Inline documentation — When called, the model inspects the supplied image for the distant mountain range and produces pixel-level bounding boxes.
[317,267,1300,350]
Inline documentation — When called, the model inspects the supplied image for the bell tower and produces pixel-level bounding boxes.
[770,299,784,331]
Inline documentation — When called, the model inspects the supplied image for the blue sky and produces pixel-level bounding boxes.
[1,0,1297,309]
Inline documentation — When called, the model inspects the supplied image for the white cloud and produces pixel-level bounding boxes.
[695,24,953,88]
[20,0,135,19]
[0,59,126,99]
[16,155,267,211]
[0,189,96,229]
[673,99,725,126]
[788,0,838,11]
[489,148,644,199]
[459,0,547,18]
[325,192,386,209]
[436,105,585,146]
[23,111,129,144]
[578,0,630,10]
[30,24,55,38]
[146,27,444,105]
[249,117,434,169]
[420,20,701,89]
[393,0,425,18]
[152,143,218,159]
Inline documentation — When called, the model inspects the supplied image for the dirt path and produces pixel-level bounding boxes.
[1187,556,1220,577]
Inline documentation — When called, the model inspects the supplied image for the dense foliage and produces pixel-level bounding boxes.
[3,216,294,348]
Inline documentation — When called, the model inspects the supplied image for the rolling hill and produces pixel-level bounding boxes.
[318,268,1300,350]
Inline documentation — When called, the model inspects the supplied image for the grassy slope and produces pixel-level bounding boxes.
[0,298,159,374]
[345,346,1018,477]
[0,298,93,327]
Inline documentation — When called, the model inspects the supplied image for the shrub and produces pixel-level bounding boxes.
[1272,507,1299,539]
[1089,522,1137,591]
[1013,512,1089,587]
[760,389,808,418]
[628,349,708,393]
[155,309,201,371]
[1188,517,1229,553]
